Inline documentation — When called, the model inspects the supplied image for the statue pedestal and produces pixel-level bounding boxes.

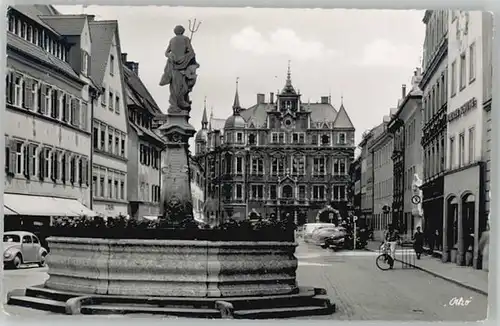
[158,112,196,223]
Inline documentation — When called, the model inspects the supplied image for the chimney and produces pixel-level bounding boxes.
[121,53,127,63]
[270,92,274,104]
[257,93,265,104]
[126,61,139,76]
[320,96,329,104]
[402,84,407,98]
[87,15,95,21]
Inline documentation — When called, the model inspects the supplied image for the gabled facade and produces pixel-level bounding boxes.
[4,6,95,236]
[122,55,164,218]
[196,65,356,225]
[89,20,129,217]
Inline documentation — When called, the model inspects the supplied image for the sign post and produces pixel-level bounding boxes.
[353,215,358,250]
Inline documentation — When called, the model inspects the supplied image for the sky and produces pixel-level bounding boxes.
[56,5,426,148]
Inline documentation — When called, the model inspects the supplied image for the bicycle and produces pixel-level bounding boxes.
[376,242,394,271]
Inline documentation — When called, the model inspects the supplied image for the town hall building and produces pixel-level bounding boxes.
[194,65,356,224]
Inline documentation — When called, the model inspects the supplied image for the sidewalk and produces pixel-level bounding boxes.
[366,240,488,296]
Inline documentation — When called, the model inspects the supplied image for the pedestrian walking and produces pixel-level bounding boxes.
[412,226,424,259]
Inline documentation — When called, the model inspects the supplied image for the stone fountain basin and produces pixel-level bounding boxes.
[44,237,298,298]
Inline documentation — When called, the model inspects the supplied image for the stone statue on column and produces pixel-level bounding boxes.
[159,25,200,113]
[157,24,201,224]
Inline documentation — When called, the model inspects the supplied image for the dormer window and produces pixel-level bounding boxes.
[248,134,256,145]
[34,28,39,45]
[8,15,14,32]
[338,132,346,144]
[321,135,330,145]
[110,55,115,75]
[21,22,26,39]
[81,51,89,75]
[285,101,292,110]
[236,132,243,144]
[27,25,32,42]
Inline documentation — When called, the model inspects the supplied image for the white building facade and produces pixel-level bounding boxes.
[89,20,129,217]
[4,7,94,235]
[443,11,487,269]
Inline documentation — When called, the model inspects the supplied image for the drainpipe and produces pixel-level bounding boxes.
[89,87,99,210]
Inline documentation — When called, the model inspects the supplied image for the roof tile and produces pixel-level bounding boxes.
[7,32,79,80]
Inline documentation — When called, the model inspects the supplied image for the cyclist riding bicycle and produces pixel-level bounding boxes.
[382,224,400,269]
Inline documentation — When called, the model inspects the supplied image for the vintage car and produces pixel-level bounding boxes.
[3,231,48,269]
[312,227,347,248]
[302,223,336,243]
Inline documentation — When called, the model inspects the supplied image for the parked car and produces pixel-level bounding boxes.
[3,231,48,269]
[311,227,345,248]
[322,227,348,250]
[302,223,336,243]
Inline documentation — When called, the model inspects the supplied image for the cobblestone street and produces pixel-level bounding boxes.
[1,242,488,321]
[295,241,488,321]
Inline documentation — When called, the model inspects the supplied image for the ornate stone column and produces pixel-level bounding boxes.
[158,112,196,223]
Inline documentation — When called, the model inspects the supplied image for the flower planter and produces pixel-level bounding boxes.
[44,237,298,297]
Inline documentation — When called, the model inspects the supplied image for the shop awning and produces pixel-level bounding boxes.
[3,205,18,215]
[53,197,98,217]
[3,193,97,217]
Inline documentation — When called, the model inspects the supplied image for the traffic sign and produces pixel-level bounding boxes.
[411,195,421,205]
[353,215,358,222]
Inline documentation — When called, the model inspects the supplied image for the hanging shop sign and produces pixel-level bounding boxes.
[447,97,477,123]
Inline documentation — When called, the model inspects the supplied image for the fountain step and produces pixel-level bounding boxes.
[8,296,67,314]
[233,304,336,319]
[27,285,80,302]
[80,304,220,318]
[9,286,336,319]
